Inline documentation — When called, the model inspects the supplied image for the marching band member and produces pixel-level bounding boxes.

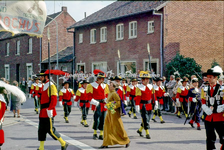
[29,77,40,114]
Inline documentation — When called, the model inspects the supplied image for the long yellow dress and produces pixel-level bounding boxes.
[102,90,130,146]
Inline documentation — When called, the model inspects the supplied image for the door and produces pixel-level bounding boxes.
[16,64,20,82]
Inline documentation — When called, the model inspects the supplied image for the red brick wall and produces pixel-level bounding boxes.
[42,9,76,61]
[0,35,40,82]
[164,1,224,71]
[75,12,161,74]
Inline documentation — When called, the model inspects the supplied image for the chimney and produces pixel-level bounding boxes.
[84,12,86,18]
[62,6,67,12]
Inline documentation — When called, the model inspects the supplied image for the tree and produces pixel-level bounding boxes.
[165,53,202,79]
[211,59,220,68]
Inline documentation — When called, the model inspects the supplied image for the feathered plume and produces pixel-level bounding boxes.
[212,66,224,79]
[0,81,26,103]
[93,69,104,75]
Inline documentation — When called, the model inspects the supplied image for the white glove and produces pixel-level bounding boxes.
[0,117,4,125]
[176,98,179,103]
[35,95,38,100]
[217,104,224,113]
[124,100,127,105]
[192,98,197,103]
[59,101,62,107]
[126,97,130,103]
[90,99,99,106]
[154,101,158,110]
[74,101,78,107]
[47,109,53,118]
[135,105,140,113]
[103,98,107,103]
[73,96,76,100]
[164,93,169,97]
[220,92,224,97]
[29,94,32,99]
[202,104,213,116]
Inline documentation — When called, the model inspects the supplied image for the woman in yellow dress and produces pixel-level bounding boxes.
[100,81,130,148]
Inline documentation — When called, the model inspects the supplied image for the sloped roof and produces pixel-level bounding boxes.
[42,46,73,63]
[0,11,62,41]
[68,1,166,29]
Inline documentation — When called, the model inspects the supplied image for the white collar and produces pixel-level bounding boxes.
[0,94,6,104]
[38,83,43,87]
[33,83,37,86]
[128,84,135,90]
[43,81,53,91]
[91,82,106,89]
[78,87,85,93]
[137,84,153,91]
[179,85,188,91]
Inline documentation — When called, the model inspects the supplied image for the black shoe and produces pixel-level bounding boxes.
[137,130,143,137]
[160,120,165,124]
[84,124,89,127]
[99,135,103,140]
[189,122,195,128]
[125,142,130,148]
[146,134,151,139]
[177,115,181,118]
[128,113,131,118]
[61,142,69,150]
[65,120,69,123]
[99,145,108,149]
[133,116,138,119]
[36,111,39,114]
[152,119,157,122]
[80,121,84,125]
[197,126,201,130]
[93,134,98,140]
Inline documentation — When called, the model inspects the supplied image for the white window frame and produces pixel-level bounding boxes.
[6,43,9,56]
[92,61,107,73]
[79,33,83,44]
[148,21,154,34]
[28,38,32,54]
[16,40,20,55]
[116,60,137,75]
[61,66,68,72]
[116,23,124,41]
[4,64,10,81]
[76,63,86,72]
[90,29,96,44]
[143,58,159,74]
[100,27,107,43]
[129,21,137,39]
[26,63,33,79]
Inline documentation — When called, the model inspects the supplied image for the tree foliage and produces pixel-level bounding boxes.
[211,59,220,68]
[166,53,202,79]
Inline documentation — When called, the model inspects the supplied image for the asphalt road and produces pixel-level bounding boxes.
[1,96,222,150]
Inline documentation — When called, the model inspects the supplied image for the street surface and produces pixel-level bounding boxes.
[2,97,222,150]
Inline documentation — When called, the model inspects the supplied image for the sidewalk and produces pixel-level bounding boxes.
[3,110,25,127]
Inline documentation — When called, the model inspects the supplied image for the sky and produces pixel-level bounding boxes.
[45,1,115,22]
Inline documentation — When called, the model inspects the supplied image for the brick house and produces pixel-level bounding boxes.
[68,1,224,76]
[0,6,76,82]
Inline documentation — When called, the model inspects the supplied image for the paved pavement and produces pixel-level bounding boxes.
[1,97,222,150]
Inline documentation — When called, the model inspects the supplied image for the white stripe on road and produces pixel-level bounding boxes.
[25,119,96,150]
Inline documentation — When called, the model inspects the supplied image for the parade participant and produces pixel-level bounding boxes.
[28,77,33,94]
[122,78,128,93]
[86,69,109,140]
[29,77,40,114]
[176,77,189,118]
[20,77,27,94]
[36,70,68,150]
[166,75,176,112]
[126,78,138,119]
[0,80,26,149]
[187,78,202,130]
[201,66,224,150]
[59,81,75,123]
[114,76,127,105]
[74,79,90,127]
[172,76,182,114]
[218,78,224,88]
[136,71,157,139]
[152,76,168,123]
[100,81,130,149]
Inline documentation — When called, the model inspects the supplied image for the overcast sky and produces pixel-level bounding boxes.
[45,1,115,22]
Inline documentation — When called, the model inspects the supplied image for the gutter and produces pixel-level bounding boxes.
[153,10,163,76]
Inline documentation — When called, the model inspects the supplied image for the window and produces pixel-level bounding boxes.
[116,24,124,40]
[143,59,159,74]
[129,21,137,39]
[16,40,20,55]
[100,27,107,42]
[4,64,10,81]
[28,38,32,53]
[92,62,107,73]
[148,21,154,34]
[117,61,136,75]
[5,43,9,56]
[79,33,83,44]
[26,63,33,79]
[61,66,67,72]
[76,63,85,72]
[90,29,96,44]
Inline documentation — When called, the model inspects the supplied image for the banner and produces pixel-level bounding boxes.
[0,1,47,37]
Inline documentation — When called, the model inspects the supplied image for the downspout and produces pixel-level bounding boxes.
[40,37,42,71]
[153,10,163,75]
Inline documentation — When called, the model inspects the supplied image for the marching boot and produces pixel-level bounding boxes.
[61,143,69,150]
[133,113,137,119]
[152,115,157,122]
[64,117,69,123]
[80,120,84,125]
[99,130,103,140]
[145,130,151,139]
[189,120,194,128]
[37,141,44,150]
[93,130,98,140]
[159,116,165,124]
[83,120,89,127]
[137,126,143,137]
[177,111,181,118]
[197,123,201,130]
[128,111,132,118]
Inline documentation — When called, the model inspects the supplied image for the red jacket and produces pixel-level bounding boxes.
[59,88,75,106]
[154,85,165,105]
[75,87,90,108]
[39,80,57,118]
[135,84,157,111]
[176,86,189,102]
[116,86,126,101]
